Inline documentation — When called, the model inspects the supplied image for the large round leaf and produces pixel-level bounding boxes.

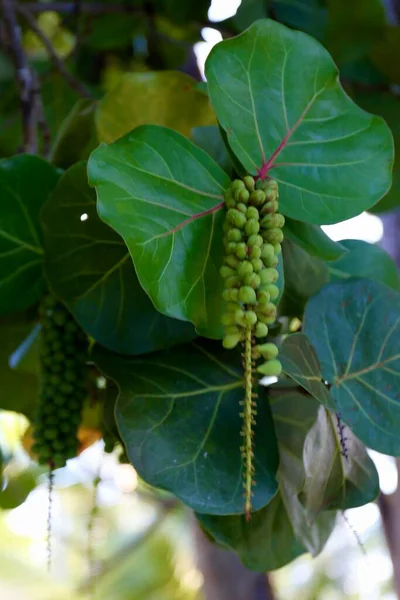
[41,162,195,355]
[88,125,231,338]
[0,155,60,315]
[283,218,348,261]
[96,72,216,144]
[205,19,393,225]
[92,340,279,515]
[303,279,400,455]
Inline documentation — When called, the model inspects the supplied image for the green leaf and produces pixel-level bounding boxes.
[231,0,268,32]
[354,92,400,214]
[301,406,379,516]
[0,154,60,315]
[0,314,39,417]
[303,279,400,455]
[272,0,327,40]
[279,240,328,316]
[92,340,279,515]
[50,98,98,169]
[205,19,393,225]
[96,72,216,144]
[41,162,196,355]
[191,125,233,174]
[0,469,37,509]
[280,333,334,410]
[88,125,231,338]
[328,239,400,291]
[198,391,336,570]
[284,218,348,261]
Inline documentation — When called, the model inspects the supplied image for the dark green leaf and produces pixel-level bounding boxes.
[0,155,60,314]
[279,240,328,316]
[88,125,231,338]
[301,406,379,515]
[328,239,400,291]
[272,0,327,40]
[50,99,98,169]
[96,72,216,144]
[232,0,268,32]
[41,162,196,355]
[284,218,348,261]
[198,391,335,570]
[92,340,279,515]
[355,92,400,214]
[280,333,334,409]
[205,19,393,225]
[191,125,233,174]
[0,314,39,417]
[303,279,400,455]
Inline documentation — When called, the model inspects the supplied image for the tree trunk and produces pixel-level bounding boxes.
[194,520,276,600]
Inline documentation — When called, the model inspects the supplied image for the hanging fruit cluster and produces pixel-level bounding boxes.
[32,294,88,468]
[220,176,285,518]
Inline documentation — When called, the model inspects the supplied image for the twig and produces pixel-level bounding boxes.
[16,4,94,99]
[32,71,51,158]
[2,0,37,152]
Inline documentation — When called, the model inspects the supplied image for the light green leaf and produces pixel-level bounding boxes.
[303,279,400,455]
[92,340,279,515]
[284,218,348,261]
[0,155,60,315]
[96,71,216,143]
[191,125,233,174]
[205,19,393,225]
[41,162,195,355]
[280,333,334,409]
[301,406,379,517]
[328,239,400,290]
[88,125,231,338]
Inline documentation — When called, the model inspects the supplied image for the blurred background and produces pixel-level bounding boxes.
[2,0,400,598]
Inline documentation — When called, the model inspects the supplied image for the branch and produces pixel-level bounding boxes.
[16,4,94,99]
[2,0,37,152]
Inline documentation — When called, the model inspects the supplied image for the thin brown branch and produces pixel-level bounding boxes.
[2,0,37,152]
[16,4,94,99]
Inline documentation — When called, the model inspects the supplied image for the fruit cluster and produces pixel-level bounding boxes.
[32,295,88,468]
[220,176,284,376]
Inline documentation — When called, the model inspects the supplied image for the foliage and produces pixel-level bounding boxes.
[1,0,400,582]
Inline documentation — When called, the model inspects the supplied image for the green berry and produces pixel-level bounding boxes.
[225,255,240,269]
[220,266,235,279]
[264,180,279,201]
[260,268,279,285]
[273,243,282,255]
[244,273,261,289]
[246,206,259,220]
[237,202,247,214]
[245,219,260,236]
[221,313,236,326]
[234,243,247,260]
[227,209,247,229]
[247,234,263,248]
[227,228,243,242]
[264,253,279,268]
[260,200,279,215]
[232,180,246,195]
[243,176,255,192]
[243,311,257,326]
[222,289,239,302]
[257,359,282,377]
[251,258,263,273]
[260,213,285,230]
[226,242,237,254]
[237,261,253,277]
[262,228,284,244]
[263,284,280,301]
[239,286,257,304]
[257,290,270,304]
[225,275,241,288]
[257,343,279,360]
[237,189,250,204]
[258,302,277,320]
[249,190,266,206]
[261,243,275,261]
[223,333,241,349]
[249,246,261,259]
[255,323,268,338]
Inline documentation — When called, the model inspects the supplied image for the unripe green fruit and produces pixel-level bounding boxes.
[244,273,261,289]
[222,289,239,302]
[263,284,279,300]
[257,359,282,377]
[226,324,242,335]
[223,333,241,349]
[257,290,270,304]
[225,196,236,209]
[257,343,279,360]
[232,180,245,194]
[255,323,269,338]
[239,286,257,304]
[227,209,247,229]
[273,243,282,255]
[245,219,260,236]
[263,228,284,244]
[243,311,257,326]
[234,243,247,260]
[243,176,255,191]
[227,228,243,242]
[220,266,235,278]
[260,200,279,215]
[226,242,237,254]
[247,234,263,248]
[237,189,250,204]
[221,313,236,326]
[249,190,266,206]
[246,206,259,220]
[226,302,241,313]
[225,255,240,269]
[237,260,253,277]
[251,258,263,273]
[237,202,247,214]
[260,213,285,230]
[257,302,277,319]
[260,268,279,285]
[249,246,261,259]
[225,275,241,288]
[261,243,275,260]
[264,253,279,268]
